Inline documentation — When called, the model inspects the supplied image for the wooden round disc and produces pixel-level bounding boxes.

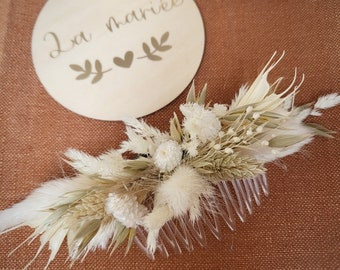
[32,0,205,120]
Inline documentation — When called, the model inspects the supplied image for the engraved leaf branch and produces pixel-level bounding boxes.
[69,32,172,84]
[139,31,172,61]
[70,60,112,84]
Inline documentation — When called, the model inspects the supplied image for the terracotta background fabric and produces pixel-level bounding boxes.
[0,1,339,269]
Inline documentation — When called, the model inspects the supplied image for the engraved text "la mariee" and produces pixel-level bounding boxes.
[44,31,92,59]
[106,0,184,32]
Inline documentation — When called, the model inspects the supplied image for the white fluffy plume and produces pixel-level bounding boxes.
[311,93,340,116]
[120,117,170,156]
[0,176,98,269]
[143,166,214,254]
[64,148,127,179]
[0,175,94,233]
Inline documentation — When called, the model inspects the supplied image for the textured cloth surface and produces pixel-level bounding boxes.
[0,0,339,269]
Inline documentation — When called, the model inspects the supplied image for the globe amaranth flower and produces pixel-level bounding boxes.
[154,140,182,172]
[181,138,199,157]
[212,103,228,117]
[180,103,222,143]
[105,194,148,228]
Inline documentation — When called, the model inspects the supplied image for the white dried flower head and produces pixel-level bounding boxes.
[261,140,269,146]
[271,149,279,155]
[182,138,199,157]
[213,144,221,150]
[246,106,254,114]
[252,112,261,120]
[180,103,221,143]
[246,128,254,136]
[154,140,182,172]
[232,137,241,143]
[105,194,148,228]
[256,126,264,133]
[212,103,228,117]
[224,147,234,154]
[218,131,225,138]
[227,128,235,136]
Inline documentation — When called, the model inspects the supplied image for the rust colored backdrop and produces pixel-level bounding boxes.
[0,1,339,269]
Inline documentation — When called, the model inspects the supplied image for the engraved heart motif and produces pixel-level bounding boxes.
[113,51,134,68]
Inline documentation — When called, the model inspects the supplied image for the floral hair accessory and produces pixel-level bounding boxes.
[1,52,339,269]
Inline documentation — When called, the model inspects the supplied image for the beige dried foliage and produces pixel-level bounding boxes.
[187,146,265,183]
[170,112,183,142]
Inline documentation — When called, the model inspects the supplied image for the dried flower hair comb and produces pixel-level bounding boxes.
[1,52,339,269]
